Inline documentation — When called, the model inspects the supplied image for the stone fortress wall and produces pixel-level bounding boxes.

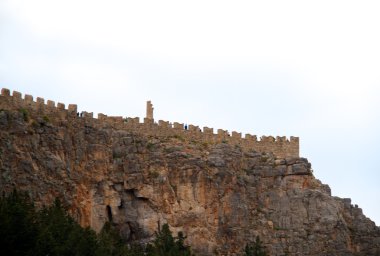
[0,88,299,158]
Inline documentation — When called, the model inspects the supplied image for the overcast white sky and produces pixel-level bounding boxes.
[1,0,379,225]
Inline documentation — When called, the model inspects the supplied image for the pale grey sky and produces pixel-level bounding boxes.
[1,0,379,225]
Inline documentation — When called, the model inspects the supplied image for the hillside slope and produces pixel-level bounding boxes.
[1,97,379,255]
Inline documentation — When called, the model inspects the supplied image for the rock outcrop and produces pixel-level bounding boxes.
[1,97,380,255]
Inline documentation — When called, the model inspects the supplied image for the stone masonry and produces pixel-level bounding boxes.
[0,88,299,158]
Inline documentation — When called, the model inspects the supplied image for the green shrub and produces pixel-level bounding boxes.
[149,170,160,179]
[43,115,50,123]
[147,142,155,150]
[173,135,185,142]
[19,108,29,121]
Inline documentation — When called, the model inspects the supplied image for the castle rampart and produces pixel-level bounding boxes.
[0,88,299,158]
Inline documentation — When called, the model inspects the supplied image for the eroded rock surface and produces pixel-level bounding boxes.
[0,108,379,255]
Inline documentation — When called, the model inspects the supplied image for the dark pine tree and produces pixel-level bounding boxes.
[146,223,192,256]
[0,190,37,256]
[244,236,267,256]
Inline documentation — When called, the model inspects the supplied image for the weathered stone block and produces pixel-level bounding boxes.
[12,91,22,99]
[68,104,77,113]
[217,129,227,135]
[286,157,298,165]
[82,111,93,118]
[144,117,153,124]
[57,102,65,109]
[287,163,310,175]
[36,97,45,104]
[290,136,299,142]
[279,136,288,142]
[47,100,55,108]
[245,134,257,141]
[274,165,286,175]
[24,94,33,103]
[261,135,275,142]
[173,122,183,129]
[158,120,170,128]
[207,155,225,167]
[275,159,286,165]
[1,88,10,96]
[231,131,241,139]
[203,127,213,134]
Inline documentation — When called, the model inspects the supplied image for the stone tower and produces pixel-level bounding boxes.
[146,101,154,120]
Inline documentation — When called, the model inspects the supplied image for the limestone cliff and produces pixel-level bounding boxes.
[0,96,380,255]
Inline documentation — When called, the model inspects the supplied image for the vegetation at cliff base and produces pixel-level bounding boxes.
[244,236,267,256]
[146,223,192,256]
[0,190,100,255]
[0,190,192,256]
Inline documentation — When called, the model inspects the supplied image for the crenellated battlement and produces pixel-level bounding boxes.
[0,88,299,157]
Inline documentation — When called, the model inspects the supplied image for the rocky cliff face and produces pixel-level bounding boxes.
[1,107,380,255]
